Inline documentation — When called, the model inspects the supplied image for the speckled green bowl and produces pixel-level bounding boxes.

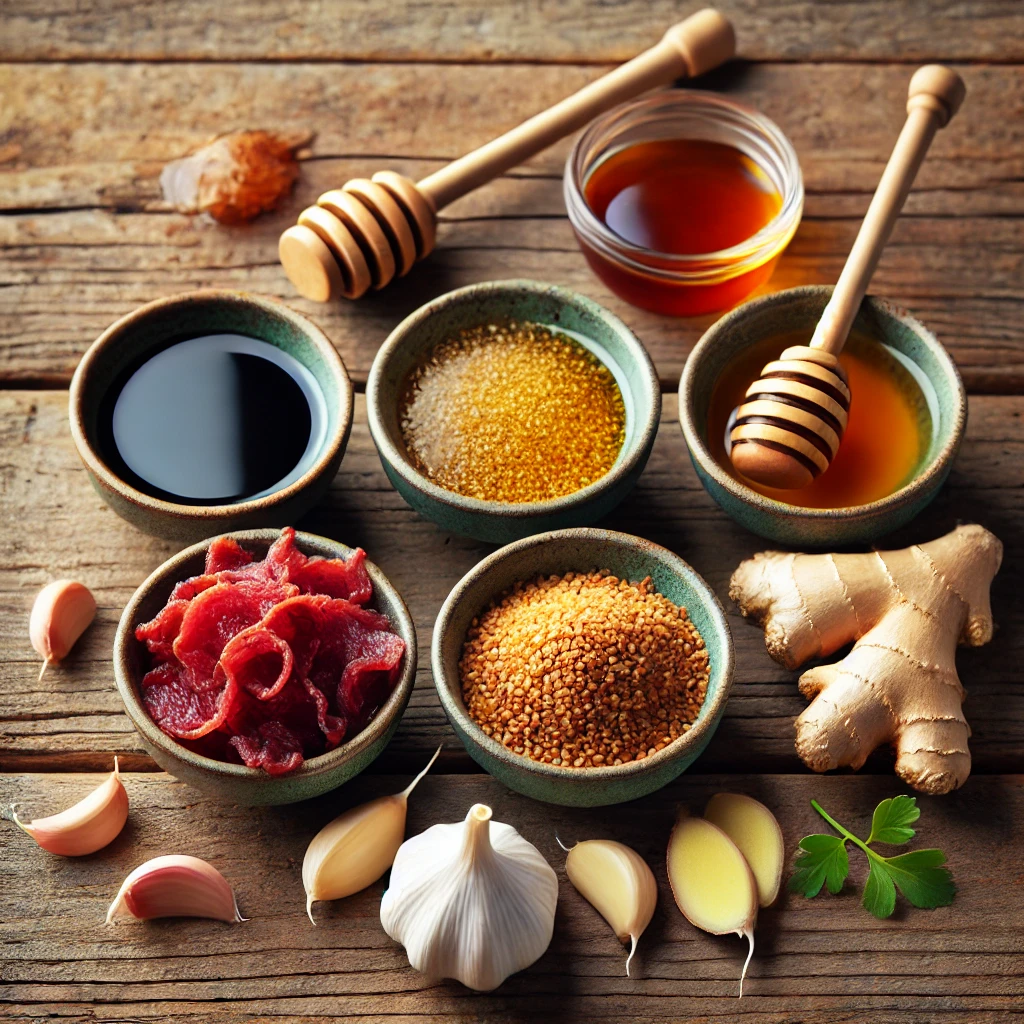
[432,528,734,807]
[366,280,661,543]
[680,286,967,547]
[70,290,353,543]
[114,529,416,805]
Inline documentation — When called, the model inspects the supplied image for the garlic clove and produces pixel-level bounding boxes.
[561,838,657,976]
[303,744,441,923]
[704,792,785,908]
[667,811,758,998]
[106,855,244,924]
[11,757,128,857]
[381,802,558,991]
[30,579,96,679]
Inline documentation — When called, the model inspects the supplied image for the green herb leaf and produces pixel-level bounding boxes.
[863,858,897,918]
[881,849,956,909]
[867,794,920,845]
[789,834,849,898]
[791,796,954,919]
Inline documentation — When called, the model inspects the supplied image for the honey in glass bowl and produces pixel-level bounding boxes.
[565,92,803,317]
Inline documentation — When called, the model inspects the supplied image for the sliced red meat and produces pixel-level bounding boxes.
[205,536,253,574]
[137,528,403,776]
[260,595,327,678]
[141,661,235,740]
[220,625,293,701]
[288,547,373,605]
[230,720,305,775]
[172,583,268,687]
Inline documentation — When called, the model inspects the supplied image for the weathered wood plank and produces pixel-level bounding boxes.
[0,391,1019,775]
[1,62,1020,390]
[1,0,1021,63]
[1,772,1021,1023]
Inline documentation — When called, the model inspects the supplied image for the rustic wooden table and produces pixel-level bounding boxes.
[1,2,1022,1021]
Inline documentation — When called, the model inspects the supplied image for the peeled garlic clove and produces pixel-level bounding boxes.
[667,811,758,997]
[303,745,440,923]
[106,855,243,924]
[704,792,784,907]
[30,580,96,679]
[381,803,558,991]
[10,757,128,857]
[561,838,657,976]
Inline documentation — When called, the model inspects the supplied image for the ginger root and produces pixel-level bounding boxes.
[729,524,1002,795]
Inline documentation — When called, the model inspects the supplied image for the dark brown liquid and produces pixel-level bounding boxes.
[98,334,323,505]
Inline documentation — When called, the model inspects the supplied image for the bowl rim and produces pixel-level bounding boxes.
[69,289,354,521]
[679,285,968,521]
[365,279,661,521]
[113,528,417,782]
[430,526,735,782]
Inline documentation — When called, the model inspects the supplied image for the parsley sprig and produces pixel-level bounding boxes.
[789,795,955,919]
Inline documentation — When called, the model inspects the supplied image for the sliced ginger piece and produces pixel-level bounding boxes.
[729,524,1003,795]
[704,793,784,907]
[667,812,758,996]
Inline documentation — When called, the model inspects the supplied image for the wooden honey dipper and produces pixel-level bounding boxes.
[279,9,736,302]
[729,65,966,491]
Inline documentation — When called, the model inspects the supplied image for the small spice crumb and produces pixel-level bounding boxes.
[460,570,710,768]
[399,321,625,504]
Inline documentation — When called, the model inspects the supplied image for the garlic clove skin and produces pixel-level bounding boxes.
[302,744,441,924]
[12,757,128,857]
[381,803,558,992]
[106,855,244,924]
[303,794,406,921]
[30,580,96,678]
[562,838,657,976]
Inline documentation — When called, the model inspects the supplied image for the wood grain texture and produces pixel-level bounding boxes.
[1,0,1021,63]
[1,61,1021,390]
[1,391,1019,775]
[1,772,1022,1023]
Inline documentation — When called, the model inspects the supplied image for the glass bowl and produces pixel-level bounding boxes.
[564,90,803,317]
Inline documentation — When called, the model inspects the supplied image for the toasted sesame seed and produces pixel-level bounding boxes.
[459,570,710,769]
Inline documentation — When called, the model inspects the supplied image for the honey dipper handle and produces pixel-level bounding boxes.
[416,9,735,210]
[810,65,966,355]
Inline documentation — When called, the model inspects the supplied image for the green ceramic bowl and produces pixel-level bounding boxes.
[70,290,353,543]
[680,286,967,547]
[366,280,661,543]
[431,528,734,807]
[114,529,416,805]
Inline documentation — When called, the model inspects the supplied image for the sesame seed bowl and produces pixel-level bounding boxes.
[432,527,734,807]
[366,279,661,543]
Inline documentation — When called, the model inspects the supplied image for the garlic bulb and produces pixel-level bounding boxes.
[560,838,656,976]
[380,803,558,991]
[10,756,128,856]
[303,745,440,923]
[107,855,244,924]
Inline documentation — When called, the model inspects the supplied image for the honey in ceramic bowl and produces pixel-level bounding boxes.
[709,329,938,508]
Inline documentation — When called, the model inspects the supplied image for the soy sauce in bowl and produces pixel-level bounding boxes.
[97,334,328,505]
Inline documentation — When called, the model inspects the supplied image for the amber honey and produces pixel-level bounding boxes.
[578,138,784,316]
[707,330,935,509]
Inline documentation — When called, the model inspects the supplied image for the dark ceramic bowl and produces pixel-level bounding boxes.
[432,528,734,807]
[366,280,661,543]
[70,290,353,543]
[114,529,416,805]
[680,286,967,547]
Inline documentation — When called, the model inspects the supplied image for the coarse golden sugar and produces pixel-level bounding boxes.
[398,321,625,504]
[459,570,711,768]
